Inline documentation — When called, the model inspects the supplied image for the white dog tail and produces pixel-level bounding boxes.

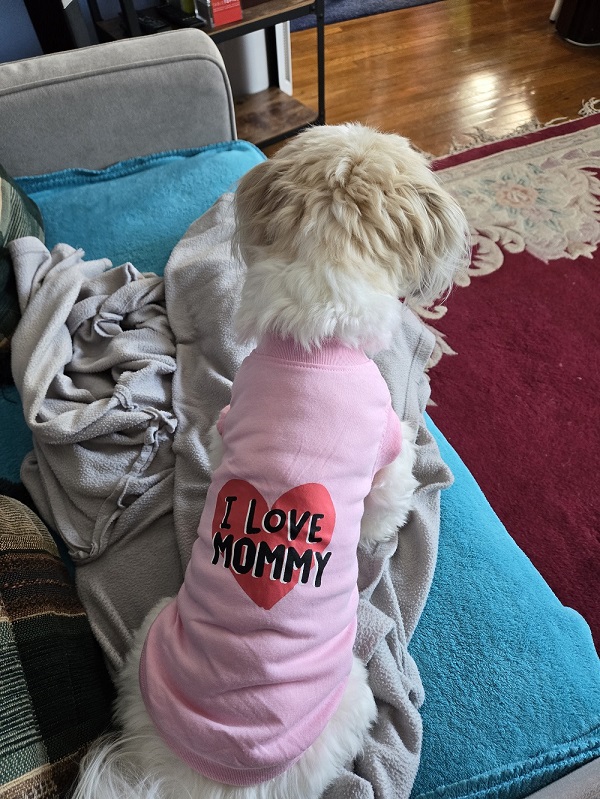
[72,735,159,799]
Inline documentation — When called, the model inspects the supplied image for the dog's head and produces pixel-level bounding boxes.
[234,123,470,350]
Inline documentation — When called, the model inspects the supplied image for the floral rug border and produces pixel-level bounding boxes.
[416,99,600,374]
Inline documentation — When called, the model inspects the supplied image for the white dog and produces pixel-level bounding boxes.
[74,123,469,799]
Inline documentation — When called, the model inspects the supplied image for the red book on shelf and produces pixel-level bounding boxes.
[195,0,242,26]
[212,0,243,25]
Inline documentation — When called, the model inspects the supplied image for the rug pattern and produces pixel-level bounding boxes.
[426,111,600,650]
[452,128,600,267]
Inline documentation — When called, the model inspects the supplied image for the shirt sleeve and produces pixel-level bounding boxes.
[374,404,403,473]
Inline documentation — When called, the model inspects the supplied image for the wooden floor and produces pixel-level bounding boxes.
[265,0,600,157]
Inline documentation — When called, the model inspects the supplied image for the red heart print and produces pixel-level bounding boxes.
[211,479,336,610]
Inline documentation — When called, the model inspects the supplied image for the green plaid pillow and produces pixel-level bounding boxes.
[0,495,113,799]
[0,163,44,361]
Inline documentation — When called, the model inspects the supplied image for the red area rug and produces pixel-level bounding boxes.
[428,111,600,651]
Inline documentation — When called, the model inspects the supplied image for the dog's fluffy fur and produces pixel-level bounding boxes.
[73,123,469,799]
[234,123,469,352]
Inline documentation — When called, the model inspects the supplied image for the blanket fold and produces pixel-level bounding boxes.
[10,237,182,667]
[9,194,452,799]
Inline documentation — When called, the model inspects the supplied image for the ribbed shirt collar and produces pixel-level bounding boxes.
[254,335,369,367]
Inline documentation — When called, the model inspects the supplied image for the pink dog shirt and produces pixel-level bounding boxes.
[139,336,402,786]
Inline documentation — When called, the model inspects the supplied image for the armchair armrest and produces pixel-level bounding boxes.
[0,29,236,177]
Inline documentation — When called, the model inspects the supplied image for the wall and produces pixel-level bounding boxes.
[1,0,43,62]
[0,0,158,63]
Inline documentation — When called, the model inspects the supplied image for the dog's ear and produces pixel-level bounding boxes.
[395,178,471,305]
[233,160,269,263]
[233,158,296,265]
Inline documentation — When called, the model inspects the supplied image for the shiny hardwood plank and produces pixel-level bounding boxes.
[265,0,600,156]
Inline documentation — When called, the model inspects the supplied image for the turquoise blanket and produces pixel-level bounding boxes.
[412,417,600,797]
[3,142,598,798]
[17,140,266,276]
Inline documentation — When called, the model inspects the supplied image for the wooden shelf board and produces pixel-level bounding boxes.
[96,0,315,42]
[211,0,314,39]
[234,87,317,145]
